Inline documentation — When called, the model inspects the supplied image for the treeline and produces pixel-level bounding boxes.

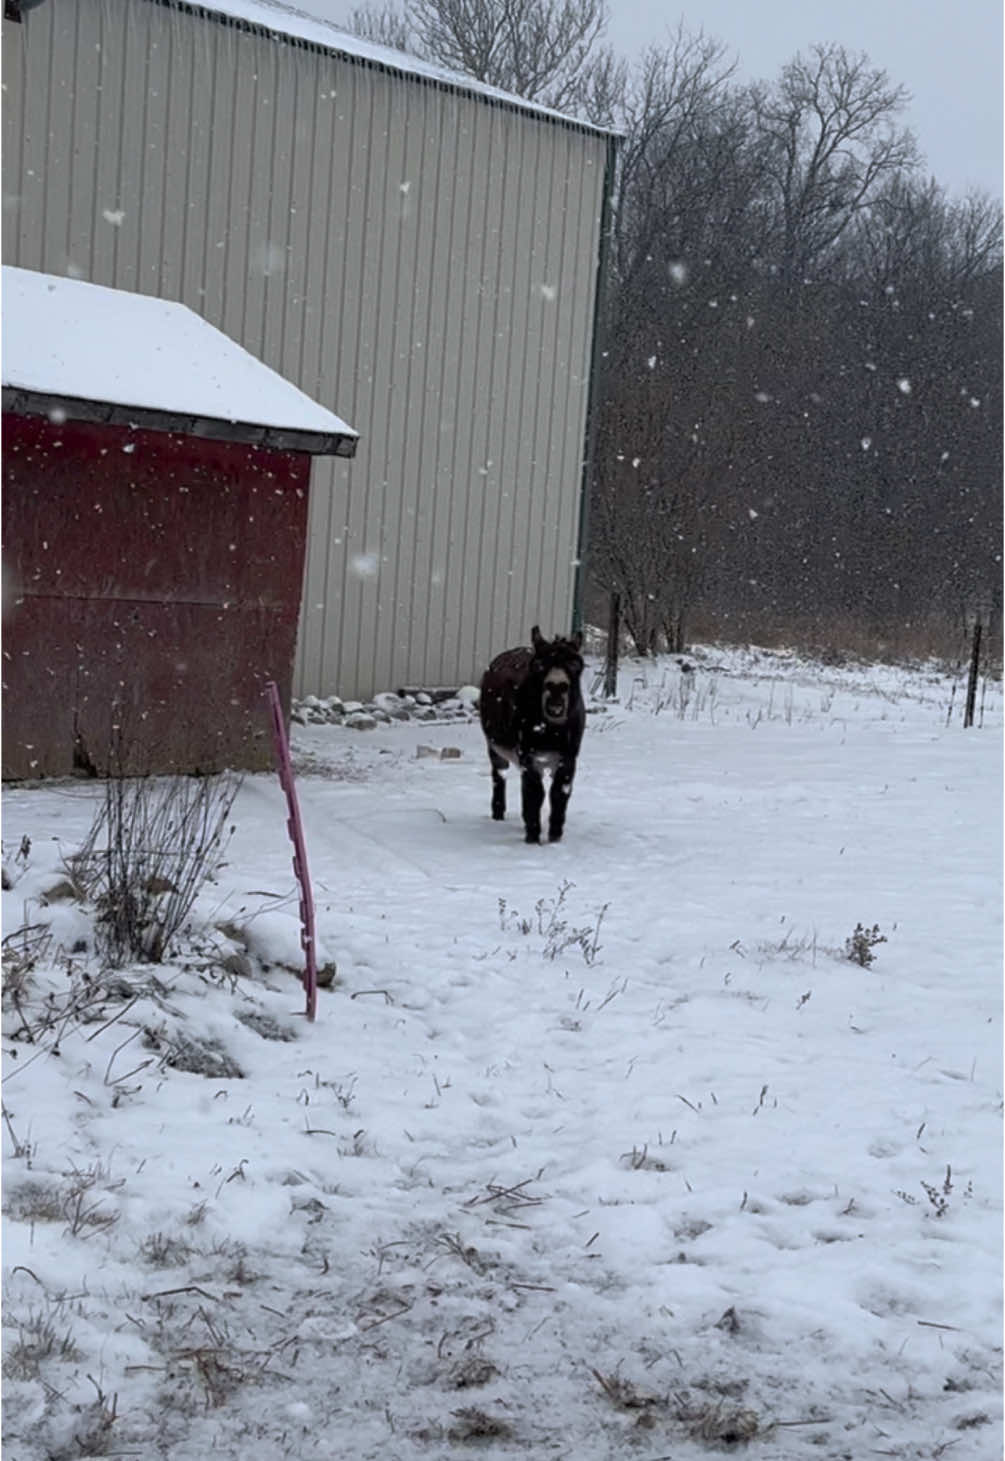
[349,1,1003,660]
[589,33,1002,658]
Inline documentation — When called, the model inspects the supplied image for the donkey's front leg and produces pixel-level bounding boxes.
[547,756,577,842]
[520,764,546,844]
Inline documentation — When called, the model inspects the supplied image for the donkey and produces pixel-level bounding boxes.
[479,625,586,844]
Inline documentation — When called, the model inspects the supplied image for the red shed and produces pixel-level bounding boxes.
[2,267,357,779]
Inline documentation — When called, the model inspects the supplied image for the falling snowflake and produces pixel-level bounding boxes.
[102,209,126,227]
[897,378,912,395]
[350,552,379,579]
[253,241,288,278]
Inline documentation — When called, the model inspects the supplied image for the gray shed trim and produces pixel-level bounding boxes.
[2,0,613,700]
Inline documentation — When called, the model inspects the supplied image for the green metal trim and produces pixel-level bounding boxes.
[572,131,619,638]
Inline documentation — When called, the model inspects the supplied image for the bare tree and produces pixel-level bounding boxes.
[347,0,622,118]
[752,44,919,285]
[347,1,412,50]
[605,28,741,350]
[849,175,1003,294]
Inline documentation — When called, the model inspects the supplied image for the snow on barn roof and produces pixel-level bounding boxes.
[191,0,615,137]
[0,267,358,457]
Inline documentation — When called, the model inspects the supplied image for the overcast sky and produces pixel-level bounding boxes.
[605,0,1003,201]
[316,0,1002,200]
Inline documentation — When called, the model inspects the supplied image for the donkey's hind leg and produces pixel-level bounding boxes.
[489,746,508,820]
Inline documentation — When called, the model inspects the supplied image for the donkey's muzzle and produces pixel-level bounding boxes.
[542,669,571,723]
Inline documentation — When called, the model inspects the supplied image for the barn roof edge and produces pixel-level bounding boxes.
[2,388,358,459]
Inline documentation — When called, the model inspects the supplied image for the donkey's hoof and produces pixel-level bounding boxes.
[492,810,506,821]
[548,830,564,843]
[524,831,541,845]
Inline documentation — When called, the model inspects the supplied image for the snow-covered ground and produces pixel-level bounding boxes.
[3,647,1002,1460]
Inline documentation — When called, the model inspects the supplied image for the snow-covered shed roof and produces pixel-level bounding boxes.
[192,0,614,138]
[1,267,358,457]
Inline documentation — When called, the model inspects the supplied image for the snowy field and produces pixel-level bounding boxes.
[2,646,1002,1460]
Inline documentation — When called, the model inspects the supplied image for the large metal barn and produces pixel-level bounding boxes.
[2,0,616,700]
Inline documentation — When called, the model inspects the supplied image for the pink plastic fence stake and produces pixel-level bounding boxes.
[265,681,318,1021]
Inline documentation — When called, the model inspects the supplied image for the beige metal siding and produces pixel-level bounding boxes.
[2,0,609,699]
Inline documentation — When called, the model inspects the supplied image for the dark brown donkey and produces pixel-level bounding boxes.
[479,626,586,844]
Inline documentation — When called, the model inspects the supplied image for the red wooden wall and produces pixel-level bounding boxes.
[3,413,312,777]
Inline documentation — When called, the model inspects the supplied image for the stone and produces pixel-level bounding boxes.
[40,878,79,903]
[345,712,378,730]
[220,950,255,979]
[316,960,339,989]
[440,746,462,760]
[415,744,439,759]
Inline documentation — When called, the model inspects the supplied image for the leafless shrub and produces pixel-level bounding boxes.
[2,1305,82,1380]
[1,834,32,890]
[2,923,54,1005]
[54,1377,119,1458]
[61,1160,123,1238]
[895,1164,970,1218]
[684,1399,760,1444]
[756,928,823,963]
[74,770,241,966]
[845,922,887,967]
[498,881,607,966]
[140,1231,194,1268]
[4,961,110,1062]
[447,1406,514,1442]
[592,1368,665,1412]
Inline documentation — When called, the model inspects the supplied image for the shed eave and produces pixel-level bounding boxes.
[159,0,622,141]
[1,388,359,459]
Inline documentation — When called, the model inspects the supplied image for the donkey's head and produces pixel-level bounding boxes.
[529,625,584,726]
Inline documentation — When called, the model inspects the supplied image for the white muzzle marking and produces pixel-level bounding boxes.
[542,668,571,724]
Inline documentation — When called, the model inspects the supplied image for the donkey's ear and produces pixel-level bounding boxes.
[570,630,583,652]
[531,625,544,650]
